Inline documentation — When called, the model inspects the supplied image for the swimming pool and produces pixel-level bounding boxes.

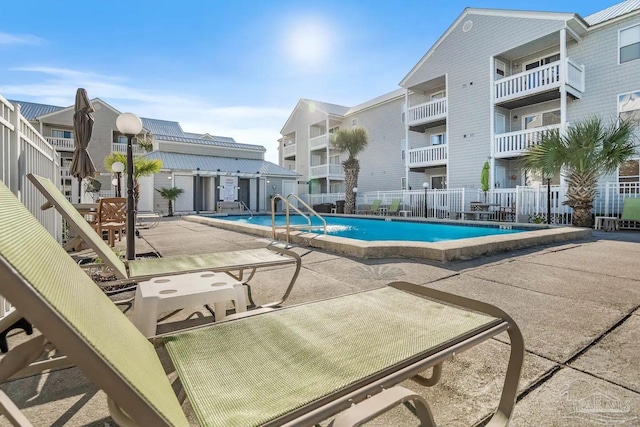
[213,215,523,242]
[185,214,591,261]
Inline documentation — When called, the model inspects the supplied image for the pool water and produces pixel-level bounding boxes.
[209,215,523,243]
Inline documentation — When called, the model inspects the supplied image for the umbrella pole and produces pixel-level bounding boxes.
[78,178,82,203]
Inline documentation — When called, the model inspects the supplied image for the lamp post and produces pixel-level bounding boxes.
[111,161,124,197]
[423,182,429,218]
[352,187,358,214]
[194,167,200,214]
[543,171,553,225]
[116,112,143,261]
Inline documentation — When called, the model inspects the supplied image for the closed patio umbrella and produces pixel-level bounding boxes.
[69,88,97,203]
[481,161,490,202]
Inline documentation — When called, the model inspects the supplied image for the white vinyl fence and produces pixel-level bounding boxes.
[300,182,640,227]
[1,94,61,322]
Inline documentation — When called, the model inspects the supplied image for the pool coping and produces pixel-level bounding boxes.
[183,214,592,262]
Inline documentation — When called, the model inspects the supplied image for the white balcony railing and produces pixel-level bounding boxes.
[282,143,296,157]
[309,163,345,178]
[309,134,330,150]
[407,145,447,168]
[407,98,447,127]
[494,59,584,103]
[494,124,561,158]
[111,143,145,155]
[46,137,75,151]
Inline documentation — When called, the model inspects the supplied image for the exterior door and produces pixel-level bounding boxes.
[495,112,506,134]
[495,165,507,189]
[174,175,194,213]
[137,175,154,212]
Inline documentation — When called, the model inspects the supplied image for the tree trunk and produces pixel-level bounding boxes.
[344,163,359,214]
[168,200,173,217]
[572,206,593,228]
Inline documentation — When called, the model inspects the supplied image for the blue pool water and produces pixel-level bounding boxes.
[208,215,524,243]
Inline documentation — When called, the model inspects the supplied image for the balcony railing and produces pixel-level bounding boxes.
[309,163,344,178]
[46,137,75,151]
[282,143,296,158]
[407,145,447,168]
[407,98,447,127]
[111,143,145,155]
[494,124,561,158]
[494,58,584,104]
[309,134,330,150]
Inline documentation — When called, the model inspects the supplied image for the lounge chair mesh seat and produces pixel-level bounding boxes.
[27,174,300,307]
[165,288,499,426]
[0,180,523,426]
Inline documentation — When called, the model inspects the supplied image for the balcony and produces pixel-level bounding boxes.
[407,98,447,128]
[309,163,344,179]
[282,143,296,158]
[111,143,146,155]
[46,137,75,151]
[309,134,330,151]
[494,59,584,108]
[407,145,447,168]
[494,124,561,158]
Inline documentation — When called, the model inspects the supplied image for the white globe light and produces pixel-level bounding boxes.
[352,187,358,193]
[422,182,429,189]
[116,112,143,135]
[111,161,124,173]
[111,179,118,186]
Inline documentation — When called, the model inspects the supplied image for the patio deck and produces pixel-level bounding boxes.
[1,217,639,426]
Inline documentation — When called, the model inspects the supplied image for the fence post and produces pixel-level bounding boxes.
[604,182,610,216]
[8,103,20,196]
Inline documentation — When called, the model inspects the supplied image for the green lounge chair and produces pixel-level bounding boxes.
[0,180,524,426]
[621,197,640,225]
[369,199,382,215]
[388,199,401,216]
[28,174,301,308]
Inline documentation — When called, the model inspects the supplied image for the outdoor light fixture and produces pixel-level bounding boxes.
[116,112,143,261]
[423,182,430,219]
[111,161,124,197]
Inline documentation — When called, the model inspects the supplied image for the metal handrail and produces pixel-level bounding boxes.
[271,194,327,242]
[239,200,253,218]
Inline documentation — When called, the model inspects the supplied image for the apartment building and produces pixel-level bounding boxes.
[279,0,640,196]
[11,98,298,214]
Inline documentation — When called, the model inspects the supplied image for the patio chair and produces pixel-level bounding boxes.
[621,197,640,226]
[27,174,301,308]
[387,199,401,216]
[0,180,524,426]
[369,199,382,215]
[95,197,127,247]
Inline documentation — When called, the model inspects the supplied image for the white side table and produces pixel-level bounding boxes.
[134,271,247,337]
[399,210,411,217]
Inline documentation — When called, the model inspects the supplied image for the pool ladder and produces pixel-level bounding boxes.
[271,194,327,243]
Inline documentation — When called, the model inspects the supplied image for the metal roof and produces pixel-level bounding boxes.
[143,151,299,177]
[182,132,238,144]
[585,0,640,25]
[8,100,64,120]
[154,134,265,151]
[140,117,184,137]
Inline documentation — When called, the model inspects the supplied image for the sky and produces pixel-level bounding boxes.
[0,0,619,163]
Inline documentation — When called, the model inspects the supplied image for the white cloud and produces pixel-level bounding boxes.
[0,66,288,163]
[0,32,44,46]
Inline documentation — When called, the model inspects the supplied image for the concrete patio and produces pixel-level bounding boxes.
[1,218,639,426]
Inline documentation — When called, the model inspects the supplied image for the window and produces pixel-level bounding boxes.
[431,133,446,145]
[51,129,73,139]
[619,90,640,122]
[431,176,446,189]
[430,90,446,100]
[619,159,639,193]
[352,118,358,127]
[401,177,407,190]
[401,102,406,124]
[620,24,640,64]
[524,53,560,70]
[115,135,128,144]
[401,139,406,160]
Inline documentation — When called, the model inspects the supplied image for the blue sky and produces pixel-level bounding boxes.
[0,0,617,163]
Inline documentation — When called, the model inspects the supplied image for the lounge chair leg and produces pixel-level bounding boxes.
[0,390,33,427]
[411,362,443,387]
[0,311,33,353]
[329,386,436,427]
[260,246,302,308]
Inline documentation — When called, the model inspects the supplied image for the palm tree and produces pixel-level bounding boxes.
[104,152,162,211]
[155,187,184,216]
[331,127,368,214]
[521,117,637,227]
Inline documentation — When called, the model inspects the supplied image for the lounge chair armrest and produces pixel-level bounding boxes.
[329,386,435,427]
